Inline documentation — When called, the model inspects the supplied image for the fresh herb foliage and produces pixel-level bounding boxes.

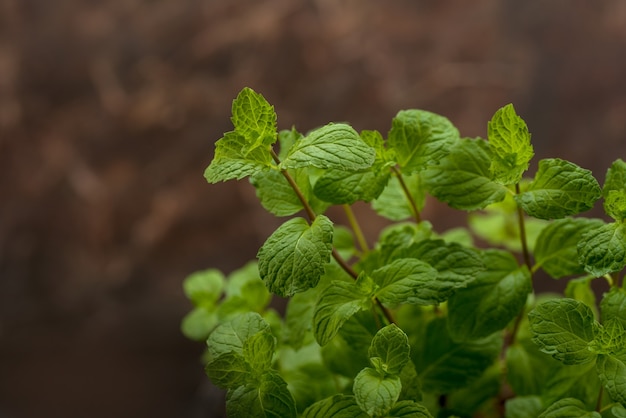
[182,87,626,417]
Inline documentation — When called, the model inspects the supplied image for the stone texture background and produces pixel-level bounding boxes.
[1,1,625,417]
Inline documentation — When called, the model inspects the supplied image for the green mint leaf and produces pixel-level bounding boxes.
[447,364,501,416]
[376,222,434,265]
[321,330,371,378]
[231,87,277,150]
[447,249,531,342]
[283,289,317,350]
[398,361,422,403]
[528,298,599,365]
[505,396,544,418]
[207,312,270,359]
[506,334,562,397]
[601,287,626,328]
[578,222,626,277]
[243,328,275,373]
[368,324,410,376]
[313,280,372,346]
[534,217,606,278]
[257,215,334,297]
[565,277,599,316]
[353,367,402,417]
[281,123,376,170]
[183,268,224,307]
[538,398,601,418]
[590,319,626,357]
[543,360,600,408]
[387,400,433,417]
[250,168,305,216]
[387,109,460,173]
[277,128,302,160]
[371,172,425,221]
[205,131,273,182]
[408,239,485,302]
[371,258,438,307]
[181,307,219,341]
[301,395,368,418]
[515,158,602,220]
[205,351,253,389]
[218,262,271,315]
[603,159,626,221]
[226,372,297,418]
[597,354,626,406]
[422,137,508,210]
[414,317,501,393]
[487,103,534,185]
[314,167,390,205]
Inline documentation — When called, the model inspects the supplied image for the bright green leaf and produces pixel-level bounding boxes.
[257,215,334,297]
[205,131,273,182]
[603,159,626,221]
[205,351,253,389]
[387,400,433,417]
[282,123,375,170]
[528,298,599,365]
[301,395,368,418]
[578,222,626,277]
[371,258,438,307]
[368,324,410,375]
[250,168,304,216]
[371,172,424,221]
[534,217,606,278]
[487,103,534,185]
[181,307,218,341]
[207,312,270,359]
[314,167,390,205]
[183,269,224,306]
[353,367,402,417]
[447,249,531,342]
[226,372,297,418]
[243,328,275,372]
[387,109,459,173]
[313,280,372,346]
[538,398,601,418]
[515,158,602,220]
[230,87,277,150]
[422,137,508,210]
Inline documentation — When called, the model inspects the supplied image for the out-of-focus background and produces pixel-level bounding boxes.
[1,1,625,417]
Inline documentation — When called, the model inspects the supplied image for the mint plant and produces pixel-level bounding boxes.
[181,87,626,417]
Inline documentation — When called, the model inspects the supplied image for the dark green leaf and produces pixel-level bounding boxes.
[226,372,297,418]
[422,138,508,210]
[314,167,390,204]
[487,103,534,185]
[447,249,531,342]
[313,280,372,346]
[243,328,275,372]
[257,215,334,297]
[538,398,601,418]
[601,287,626,328]
[388,109,459,173]
[353,367,402,417]
[368,324,410,375]
[283,289,317,349]
[371,258,438,307]
[565,277,599,316]
[578,222,626,277]
[282,123,375,170]
[505,396,543,418]
[515,158,602,220]
[205,352,253,389]
[301,395,368,418]
[387,400,433,417]
[534,217,606,278]
[528,298,599,365]
[414,317,501,393]
[597,354,626,406]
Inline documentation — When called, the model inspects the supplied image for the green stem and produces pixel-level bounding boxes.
[515,183,533,272]
[391,166,422,224]
[343,204,370,254]
[271,149,395,325]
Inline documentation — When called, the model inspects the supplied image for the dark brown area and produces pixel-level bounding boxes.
[1,1,625,417]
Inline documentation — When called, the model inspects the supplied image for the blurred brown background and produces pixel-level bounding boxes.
[1,1,625,417]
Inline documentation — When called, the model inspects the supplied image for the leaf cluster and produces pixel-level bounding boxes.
[182,88,626,417]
